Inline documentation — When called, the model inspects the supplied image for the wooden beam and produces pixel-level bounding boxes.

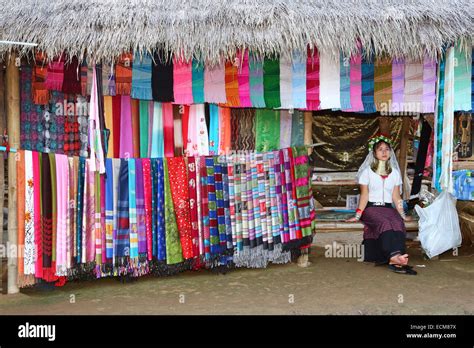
[0,61,5,294]
[398,117,411,200]
[304,111,313,155]
[6,53,20,294]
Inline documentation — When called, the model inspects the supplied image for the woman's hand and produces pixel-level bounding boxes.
[346,216,360,223]
[403,215,413,222]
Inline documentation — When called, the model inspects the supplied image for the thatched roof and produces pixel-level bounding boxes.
[0,0,472,64]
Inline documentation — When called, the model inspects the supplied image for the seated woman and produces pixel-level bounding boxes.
[347,134,417,275]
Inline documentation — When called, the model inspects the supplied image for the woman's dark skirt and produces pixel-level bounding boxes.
[360,206,406,264]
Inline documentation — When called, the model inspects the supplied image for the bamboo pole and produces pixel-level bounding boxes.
[6,53,19,294]
[398,117,411,200]
[0,61,5,294]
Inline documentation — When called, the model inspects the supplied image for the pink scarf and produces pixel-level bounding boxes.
[163,103,175,157]
[344,53,363,112]
[422,56,437,113]
[55,154,69,276]
[33,151,42,278]
[119,95,134,158]
[391,58,405,112]
[204,63,227,104]
[237,50,252,107]
[173,58,193,105]
[305,48,320,110]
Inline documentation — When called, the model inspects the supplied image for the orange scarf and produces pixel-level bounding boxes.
[115,53,133,95]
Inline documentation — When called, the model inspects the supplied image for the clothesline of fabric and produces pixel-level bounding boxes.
[29,48,473,113]
[16,147,316,288]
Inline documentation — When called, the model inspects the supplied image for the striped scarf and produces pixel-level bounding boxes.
[131,52,153,100]
[249,54,266,108]
[263,58,281,108]
[115,53,133,95]
[361,55,376,113]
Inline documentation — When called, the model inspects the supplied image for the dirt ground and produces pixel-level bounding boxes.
[0,233,473,315]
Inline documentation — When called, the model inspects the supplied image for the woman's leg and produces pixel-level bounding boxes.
[377,230,407,265]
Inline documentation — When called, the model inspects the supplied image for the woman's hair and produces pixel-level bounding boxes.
[370,140,392,174]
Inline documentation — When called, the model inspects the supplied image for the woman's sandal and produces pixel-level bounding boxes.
[388,264,417,275]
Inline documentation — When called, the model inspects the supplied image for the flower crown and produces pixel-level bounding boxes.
[368,133,393,149]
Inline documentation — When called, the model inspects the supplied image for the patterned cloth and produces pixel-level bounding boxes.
[115,53,133,95]
[230,108,255,151]
[131,52,153,100]
[249,54,266,108]
[361,55,376,113]
[255,109,280,152]
[237,50,252,107]
[306,48,320,110]
[263,58,281,108]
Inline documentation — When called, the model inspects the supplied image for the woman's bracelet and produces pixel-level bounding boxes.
[355,208,363,221]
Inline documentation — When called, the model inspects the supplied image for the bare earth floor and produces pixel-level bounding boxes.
[0,233,473,315]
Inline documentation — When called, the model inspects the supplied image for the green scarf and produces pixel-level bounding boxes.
[255,109,280,152]
[263,58,281,108]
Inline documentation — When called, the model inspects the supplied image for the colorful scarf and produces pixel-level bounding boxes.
[292,51,307,109]
[422,56,437,113]
[279,54,293,109]
[263,58,281,108]
[76,157,85,264]
[404,59,423,113]
[111,159,121,266]
[218,106,232,155]
[33,152,43,278]
[319,51,341,110]
[115,53,133,95]
[204,63,227,104]
[280,110,293,149]
[135,159,147,261]
[199,156,211,259]
[237,50,252,107]
[55,154,69,276]
[214,157,228,255]
[306,48,320,110]
[339,54,352,110]
[185,104,209,156]
[173,105,184,156]
[112,96,121,157]
[344,51,363,112]
[453,44,472,111]
[119,95,134,158]
[209,104,220,155]
[80,60,88,96]
[85,159,96,263]
[173,58,193,105]
[151,102,164,157]
[187,157,200,258]
[231,108,255,151]
[361,55,376,113]
[142,159,153,260]
[391,58,405,113]
[131,99,140,158]
[62,56,81,94]
[205,157,220,256]
[105,159,114,263]
[290,110,305,146]
[68,157,78,269]
[139,100,150,157]
[225,60,240,107]
[17,151,26,284]
[374,57,392,112]
[94,170,102,268]
[104,96,114,158]
[24,151,36,275]
[102,63,116,96]
[249,54,266,108]
[45,56,64,91]
[162,103,175,157]
[152,158,166,261]
[192,59,205,104]
[89,67,106,173]
[255,109,280,152]
[116,159,130,263]
[128,158,138,265]
[32,52,49,105]
[152,51,174,102]
[434,53,445,191]
[131,52,153,100]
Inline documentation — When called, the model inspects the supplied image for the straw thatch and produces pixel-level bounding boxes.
[0,0,472,64]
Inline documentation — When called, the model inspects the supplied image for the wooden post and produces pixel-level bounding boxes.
[398,117,411,200]
[0,61,5,294]
[6,53,20,294]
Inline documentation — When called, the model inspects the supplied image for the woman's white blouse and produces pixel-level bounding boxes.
[358,167,402,203]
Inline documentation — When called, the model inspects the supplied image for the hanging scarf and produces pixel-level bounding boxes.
[230,108,255,151]
[173,105,184,156]
[32,52,49,105]
[281,149,300,241]
[404,59,423,113]
[24,151,36,275]
[50,154,57,268]
[391,58,405,113]
[152,158,166,261]
[116,159,130,266]
[151,102,164,157]
[86,65,94,96]
[306,48,320,110]
[255,109,280,152]
[185,104,209,156]
[168,157,194,259]
[89,67,106,173]
[142,159,153,261]
[162,103,175,157]
[187,157,200,258]
[225,60,240,106]
[205,157,220,256]
[199,156,211,259]
[76,157,86,264]
[209,104,220,155]
[43,90,65,154]
[339,54,352,110]
[16,151,27,285]
[68,157,77,269]
[33,152,43,278]
[472,48,474,112]
[319,51,341,110]
[163,158,184,264]
[290,110,305,146]
[279,54,293,109]
[237,50,252,107]
[131,99,140,158]
[422,56,437,113]
[181,105,189,154]
[131,52,153,100]
[55,154,69,276]
[111,158,121,266]
[220,157,233,252]
[105,159,114,263]
[115,53,133,95]
[263,58,281,108]
[104,96,114,158]
[374,57,392,112]
[255,153,267,249]
[204,62,227,104]
[453,44,472,111]
[192,59,205,103]
[344,51,363,112]
[227,155,238,250]
[274,151,289,243]
[218,106,231,155]
[62,56,81,94]
[45,56,64,91]
[128,158,138,265]
[173,58,193,105]
[85,159,96,263]
[292,51,307,109]
[249,54,266,108]
[280,110,293,149]
[94,170,102,270]
[152,51,174,102]
[80,60,88,96]
[100,173,106,266]
[245,154,257,251]
[119,95,134,158]
[135,159,147,262]
[360,55,376,113]
[102,63,116,96]
[111,96,122,158]
[214,157,228,255]
[139,100,150,158]
[62,95,80,157]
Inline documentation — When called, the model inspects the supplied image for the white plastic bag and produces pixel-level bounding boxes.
[415,191,462,259]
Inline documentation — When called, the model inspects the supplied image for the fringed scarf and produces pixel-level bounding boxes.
[279,54,293,109]
[94,171,102,272]
[249,54,266,108]
[62,56,82,94]
[274,151,289,243]
[163,158,184,264]
[131,52,153,100]
[102,63,116,96]
[135,159,147,264]
[68,157,78,269]
[422,56,437,113]
[151,102,164,158]
[263,58,281,108]
[199,156,211,260]
[119,95,134,158]
[391,58,405,113]
[111,158,121,267]
[185,104,209,156]
[85,159,96,264]
[173,58,193,105]
[205,157,221,256]
[55,154,69,276]
[340,54,352,110]
[33,152,43,278]
[115,53,133,95]
[192,59,205,104]
[104,96,114,158]
[374,57,392,112]
[168,157,194,259]
[16,151,27,286]
[319,51,341,110]
[209,104,220,155]
[214,157,229,257]
[218,106,232,155]
[139,100,150,158]
[306,48,320,110]
[255,109,280,152]
[142,158,153,261]
[361,55,376,113]
[280,110,292,149]
[162,103,175,157]
[32,52,49,105]
[453,43,472,111]
[116,159,130,269]
[225,60,240,107]
[237,50,252,107]
[76,157,86,264]
[45,56,64,91]
[24,151,36,275]
[204,63,227,104]
[187,157,201,258]
[128,159,138,267]
[404,59,423,113]
[105,159,114,263]
[230,108,255,151]
[292,51,307,109]
[152,158,166,261]
[290,110,305,146]
[152,51,174,102]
